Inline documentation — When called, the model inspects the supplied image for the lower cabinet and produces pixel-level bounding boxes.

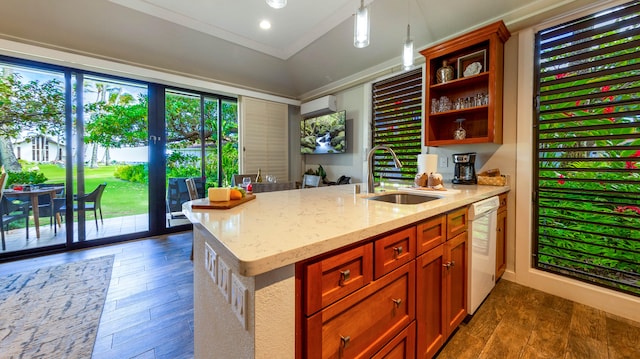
[298,206,468,359]
[305,261,415,358]
[416,222,467,358]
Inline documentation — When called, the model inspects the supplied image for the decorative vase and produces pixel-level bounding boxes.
[436,60,454,83]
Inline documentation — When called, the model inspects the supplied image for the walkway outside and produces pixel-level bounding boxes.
[0,214,155,253]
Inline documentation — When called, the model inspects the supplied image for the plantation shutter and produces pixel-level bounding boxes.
[371,69,422,181]
[533,0,640,296]
[241,97,288,181]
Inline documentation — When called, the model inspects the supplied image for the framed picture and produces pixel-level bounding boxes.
[457,50,486,78]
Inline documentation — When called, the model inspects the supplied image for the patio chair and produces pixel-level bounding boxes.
[1,193,30,251]
[166,177,204,226]
[33,183,65,233]
[62,183,106,231]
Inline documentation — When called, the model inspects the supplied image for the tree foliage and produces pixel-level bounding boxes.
[0,72,64,138]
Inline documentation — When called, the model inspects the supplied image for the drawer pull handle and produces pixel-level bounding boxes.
[393,246,403,258]
[339,269,351,284]
[443,262,452,269]
[392,298,402,307]
[450,260,455,268]
[340,335,351,348]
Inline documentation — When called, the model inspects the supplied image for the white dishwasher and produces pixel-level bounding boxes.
[467,196,499,315]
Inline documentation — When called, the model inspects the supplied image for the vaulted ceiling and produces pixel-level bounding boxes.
[0,0,604,99]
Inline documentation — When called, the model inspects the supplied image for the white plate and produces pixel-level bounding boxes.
[464,62,482,77]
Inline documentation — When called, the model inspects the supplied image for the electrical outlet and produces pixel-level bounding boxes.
[231,273,247,329]
[204,242,217,284]
[217,257,231,302]
[439,156,448,168]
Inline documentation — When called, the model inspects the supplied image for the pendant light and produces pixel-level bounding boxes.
[402,0,414,69]
[354,0,370,48]
[266,0,286,9]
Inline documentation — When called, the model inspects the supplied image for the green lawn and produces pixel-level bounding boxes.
[22,163,149,219]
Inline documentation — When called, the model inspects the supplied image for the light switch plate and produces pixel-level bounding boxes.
[231,273,247,329]
[217,257,231,302]
[204,242,217,284]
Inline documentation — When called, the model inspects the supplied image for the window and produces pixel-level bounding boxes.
[533,1,640,296]
[371,69,422,181]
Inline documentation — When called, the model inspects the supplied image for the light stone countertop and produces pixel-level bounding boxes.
[183,183,509,276]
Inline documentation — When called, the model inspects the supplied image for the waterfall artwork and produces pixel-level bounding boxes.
[300,111,346,154]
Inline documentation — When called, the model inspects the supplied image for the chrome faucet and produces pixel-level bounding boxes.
[367,145,403,193]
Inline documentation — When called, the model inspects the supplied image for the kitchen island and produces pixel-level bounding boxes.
[183,184,508,358]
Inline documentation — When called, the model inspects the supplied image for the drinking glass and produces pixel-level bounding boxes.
[242,177,251,189]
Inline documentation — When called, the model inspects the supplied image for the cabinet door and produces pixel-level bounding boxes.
[444,232,467,335]
[496,208,507,279]
[416,244,446,359]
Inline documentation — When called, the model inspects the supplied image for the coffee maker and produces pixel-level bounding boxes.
[452,152,477,184]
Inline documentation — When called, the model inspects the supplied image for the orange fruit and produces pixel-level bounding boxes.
[230,188,243,200]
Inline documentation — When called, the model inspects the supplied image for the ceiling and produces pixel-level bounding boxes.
[0,0,605,99]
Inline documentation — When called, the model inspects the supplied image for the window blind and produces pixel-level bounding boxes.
[371,69,422,181]
[533,0,640,296]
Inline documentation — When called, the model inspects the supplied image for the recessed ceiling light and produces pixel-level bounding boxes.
[260,20,272,30]
[266,0,287,9]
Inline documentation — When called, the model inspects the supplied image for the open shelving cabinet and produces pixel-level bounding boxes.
[420,21,510,146]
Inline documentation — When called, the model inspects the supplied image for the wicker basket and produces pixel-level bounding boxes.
[477,175,507,186]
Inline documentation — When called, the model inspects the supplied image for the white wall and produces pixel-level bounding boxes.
[300,85,369,184]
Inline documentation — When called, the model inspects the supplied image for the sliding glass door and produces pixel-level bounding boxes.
[165,89,238,228]
[72,74,149,242]
[0,56,238,259]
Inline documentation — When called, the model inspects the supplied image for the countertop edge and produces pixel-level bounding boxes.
[184,185,510,276]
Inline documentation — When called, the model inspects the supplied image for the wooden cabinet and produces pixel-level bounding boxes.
[420,21,510,146]
[496,193,508,279]
[416,208,468,359]
[305,261,415,358]
[375,227,416,279]
[372,321,416,359]
[304,243,373,315]
[298,206,469,359]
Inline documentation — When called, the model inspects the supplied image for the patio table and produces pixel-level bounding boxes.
[3,187,64,238]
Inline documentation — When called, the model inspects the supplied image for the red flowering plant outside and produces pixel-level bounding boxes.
[535,16,640,295]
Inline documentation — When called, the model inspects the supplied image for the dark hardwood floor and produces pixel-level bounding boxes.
[1,232,638,359]
[0,232,194,359]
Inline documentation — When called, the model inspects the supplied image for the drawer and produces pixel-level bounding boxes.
[447,207,468,239]
[374,227,416,279]
[372,321,416,359]
[306,261,415,359]
[416,215,446,255]
[304,243,373,315]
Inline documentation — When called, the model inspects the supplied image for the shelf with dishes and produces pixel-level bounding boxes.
[420,20,510,146]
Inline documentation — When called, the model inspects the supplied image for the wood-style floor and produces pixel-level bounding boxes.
[0,231,194,359]
[1,232,639,359]
[437,278,640,359]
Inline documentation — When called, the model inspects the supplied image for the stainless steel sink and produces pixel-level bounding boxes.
[367,193,441,204]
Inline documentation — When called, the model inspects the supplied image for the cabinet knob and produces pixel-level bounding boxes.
[393,246,403,258]
[339,269,351,285]
[340,335,351,348]
[443,261,455,269]
[392,298,402,307]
